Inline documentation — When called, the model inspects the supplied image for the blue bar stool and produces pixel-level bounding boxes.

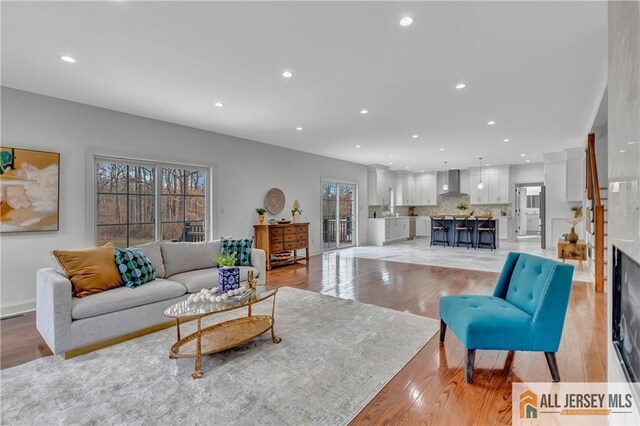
[453,215,473,249]
[475,215,496,250]
[430,215,449,247]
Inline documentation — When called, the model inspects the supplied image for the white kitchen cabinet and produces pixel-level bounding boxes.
[497,216,509,240]
[469,166,510,205]
[368,217,410,245]
[394,172,414,206]
[368,166,394,205]
[488,172,509,204]
[415,216,431,237]
[469,172,489,204]
[413,173,438,205]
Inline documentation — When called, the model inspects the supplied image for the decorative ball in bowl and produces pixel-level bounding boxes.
[273,251,292,262]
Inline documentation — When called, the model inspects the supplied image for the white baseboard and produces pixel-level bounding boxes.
[1,299,36,318]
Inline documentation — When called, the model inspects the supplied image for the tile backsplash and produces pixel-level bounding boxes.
[368,193,511,218]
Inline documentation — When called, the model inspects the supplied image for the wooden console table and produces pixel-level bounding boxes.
[557,239,586,270]
[254,223,309,270]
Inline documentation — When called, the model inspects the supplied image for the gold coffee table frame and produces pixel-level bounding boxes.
[164,285,280,379]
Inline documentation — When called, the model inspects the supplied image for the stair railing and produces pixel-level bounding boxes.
[586,133,605,292]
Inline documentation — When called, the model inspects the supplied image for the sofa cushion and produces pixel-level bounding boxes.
[114,248,157,288]
[170,266,259,293]
[439,295,533,351]
[161,241,221,277]
[134,242,165,278]
[71,279,186,320]
[53,243,123,298]
[221,237,254,266]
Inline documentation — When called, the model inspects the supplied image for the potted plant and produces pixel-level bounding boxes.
[291,199,302,223]
[215,252,240,292]
[456,202,469,215]
[256,207,267,224]
[408,206,416,216]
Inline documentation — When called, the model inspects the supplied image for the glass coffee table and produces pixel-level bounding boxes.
[164,285,280,379]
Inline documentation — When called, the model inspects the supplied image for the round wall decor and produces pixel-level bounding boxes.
[264,188,285,215]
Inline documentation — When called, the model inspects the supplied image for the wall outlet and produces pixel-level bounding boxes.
[311,238,315,245]
[220,206,225,214]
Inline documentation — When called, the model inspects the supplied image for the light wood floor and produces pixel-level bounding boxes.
[0,254,606,425]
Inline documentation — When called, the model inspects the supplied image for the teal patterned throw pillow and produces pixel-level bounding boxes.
[220,237,254,266]
[114,248,157,288]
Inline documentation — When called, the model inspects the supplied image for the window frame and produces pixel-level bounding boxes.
[90,153,213,247]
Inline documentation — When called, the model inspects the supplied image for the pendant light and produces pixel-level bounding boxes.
[477,157,485,190]
[442,161,449,191]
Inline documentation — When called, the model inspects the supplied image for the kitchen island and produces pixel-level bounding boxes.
[430,216,500,248]
[368,217,410,246]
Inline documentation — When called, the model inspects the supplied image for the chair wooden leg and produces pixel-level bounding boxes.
[466,349,476,383]
[545,352,561,382]
[439,319,447,343]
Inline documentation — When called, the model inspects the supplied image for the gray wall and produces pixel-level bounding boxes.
[0,87,369,315]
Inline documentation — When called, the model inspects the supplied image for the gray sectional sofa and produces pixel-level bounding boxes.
[37,240,266,355]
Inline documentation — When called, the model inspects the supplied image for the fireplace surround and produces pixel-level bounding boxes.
[612,246,640,384]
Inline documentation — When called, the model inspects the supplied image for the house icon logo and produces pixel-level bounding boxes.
[520,390,538,419]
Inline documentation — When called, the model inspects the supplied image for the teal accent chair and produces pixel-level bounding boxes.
[439,252,574,383]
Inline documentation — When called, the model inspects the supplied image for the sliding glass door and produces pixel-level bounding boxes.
[322,180,357,250]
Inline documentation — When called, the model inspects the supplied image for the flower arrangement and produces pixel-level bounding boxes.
[456,202,469,212]
[214,252,237,268]
[565,206,583,243]
[291,199,302,217]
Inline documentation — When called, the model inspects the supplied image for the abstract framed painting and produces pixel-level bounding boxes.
[0,147,60,233]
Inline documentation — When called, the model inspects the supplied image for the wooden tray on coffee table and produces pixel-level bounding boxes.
[164,285,280,379]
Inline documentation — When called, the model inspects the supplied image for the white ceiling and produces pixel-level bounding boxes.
[1,1,607,171]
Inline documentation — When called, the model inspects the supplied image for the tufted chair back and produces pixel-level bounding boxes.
[492,252,574,351]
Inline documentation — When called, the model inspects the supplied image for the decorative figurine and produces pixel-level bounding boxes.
[247,270,258,290]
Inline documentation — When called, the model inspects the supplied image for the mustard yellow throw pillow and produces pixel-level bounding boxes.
[53,243,123,297]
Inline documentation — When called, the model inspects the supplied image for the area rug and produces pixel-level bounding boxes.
[1,287,439,425]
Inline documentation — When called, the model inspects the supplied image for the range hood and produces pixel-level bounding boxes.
[441,169,465,195]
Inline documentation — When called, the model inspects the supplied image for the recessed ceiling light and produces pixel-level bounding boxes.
[520,153,526,157]
[296,127,303,131]
[629,141,637,145]
[356,145,361,148]
[60,55,76,63]
[282,71,293,78]
[389,162,393,165]
[420,170,425,173]
[455,83,466,90]
[405,166,410,169]
[486,164,491,166]
[214,102,224,108]
[525,159,531,163]
[503,138,510,142]
[412,134,418,139]
[439,148,445,151]
[399,16,414,27]
[360,109,369,114]
[620,149,626,153]
[389,155,394,158]
[487,121,496,125]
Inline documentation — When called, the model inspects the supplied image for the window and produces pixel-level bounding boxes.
[96,158,209,248]
[526,194,540,209]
